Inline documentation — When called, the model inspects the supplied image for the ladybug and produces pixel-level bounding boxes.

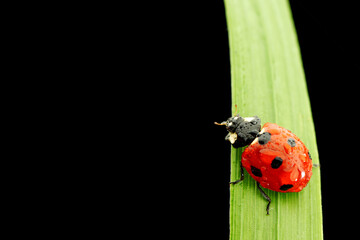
[215,112,313,215]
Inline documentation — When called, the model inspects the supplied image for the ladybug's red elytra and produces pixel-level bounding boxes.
[215,112,314,215]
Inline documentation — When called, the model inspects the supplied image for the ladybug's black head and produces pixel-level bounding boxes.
[215,115,261,148]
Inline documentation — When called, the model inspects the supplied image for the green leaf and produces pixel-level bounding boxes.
[224,0,323,239]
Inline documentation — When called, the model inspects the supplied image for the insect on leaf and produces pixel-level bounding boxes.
[223,0,323,239]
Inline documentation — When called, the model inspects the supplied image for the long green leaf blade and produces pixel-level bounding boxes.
[224,0,323,239]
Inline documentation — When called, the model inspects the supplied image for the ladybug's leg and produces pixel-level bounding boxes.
[229,163,244,184]
[256,182,271,215]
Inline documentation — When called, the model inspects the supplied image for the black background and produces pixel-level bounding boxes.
[13,0,360,238]
[137,1,360,239]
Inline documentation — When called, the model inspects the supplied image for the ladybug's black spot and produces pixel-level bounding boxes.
[258,132,271,145]
[251,166,262,177]
[287,138,296,147]
[271,156,283,169]
[280,184,293,191]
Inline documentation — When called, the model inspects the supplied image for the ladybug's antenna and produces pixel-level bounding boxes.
[214,121,227,126]
[215,104,238,126]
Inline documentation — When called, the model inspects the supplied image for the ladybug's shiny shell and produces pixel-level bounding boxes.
[241,123,313,192]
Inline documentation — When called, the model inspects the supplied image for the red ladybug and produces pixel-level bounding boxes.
[215,113,313,215]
